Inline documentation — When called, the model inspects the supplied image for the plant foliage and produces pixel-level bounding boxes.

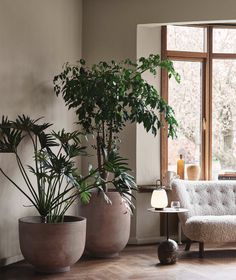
[53,54,180,194]
[0,115,134,222]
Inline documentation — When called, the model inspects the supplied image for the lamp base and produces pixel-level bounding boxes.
[155,208,165,210]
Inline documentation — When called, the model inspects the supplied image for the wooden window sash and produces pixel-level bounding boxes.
[161,24,236,181]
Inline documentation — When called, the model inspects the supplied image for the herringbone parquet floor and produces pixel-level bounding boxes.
[1,243,236,280]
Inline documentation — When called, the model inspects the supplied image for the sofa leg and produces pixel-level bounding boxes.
[185,240,192,251]
[199,242,204,258]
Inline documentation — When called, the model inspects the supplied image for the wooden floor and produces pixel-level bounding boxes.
[1,243,236,280]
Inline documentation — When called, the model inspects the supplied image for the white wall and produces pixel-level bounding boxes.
[131,25,162,243]
[83,0,236,61]
[0,0,82,266]
[136,25,162,185]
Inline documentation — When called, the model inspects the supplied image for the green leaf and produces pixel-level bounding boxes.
[53,54,180,209]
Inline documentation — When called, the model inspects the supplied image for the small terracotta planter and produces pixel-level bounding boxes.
[19,216,86,273]
[79,192,130,258]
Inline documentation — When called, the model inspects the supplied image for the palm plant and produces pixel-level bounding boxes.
[0,115,135,222]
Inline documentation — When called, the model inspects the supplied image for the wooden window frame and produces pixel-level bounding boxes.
[161,25,236,182]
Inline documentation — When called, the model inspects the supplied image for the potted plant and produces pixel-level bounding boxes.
[0,115,113,273]
[53,54,180,257]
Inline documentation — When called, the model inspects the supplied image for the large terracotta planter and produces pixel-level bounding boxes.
[78,192,130,258]
[19,215,86,273]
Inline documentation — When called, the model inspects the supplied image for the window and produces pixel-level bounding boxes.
[213,28,236,53]
[167,25,206,52]
[212,60,236,178]
[161,25,236,181]
[168,61,203,173]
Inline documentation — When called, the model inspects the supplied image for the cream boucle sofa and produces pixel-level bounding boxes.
[171,179,236,257]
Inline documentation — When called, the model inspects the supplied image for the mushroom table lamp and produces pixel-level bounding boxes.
[151,189,168,210]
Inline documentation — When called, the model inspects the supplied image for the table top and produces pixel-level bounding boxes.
[148,207,189,213]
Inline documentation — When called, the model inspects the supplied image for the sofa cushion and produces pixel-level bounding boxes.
[185,215,236,242]
[171,179,236,225]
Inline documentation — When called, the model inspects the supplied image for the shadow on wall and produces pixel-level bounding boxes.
[0,72,67,265]
[0,70,59,122]
[0,147,37,265]
[19,73,56,119]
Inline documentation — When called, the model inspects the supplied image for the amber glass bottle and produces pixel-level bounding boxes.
[177,154,185,179]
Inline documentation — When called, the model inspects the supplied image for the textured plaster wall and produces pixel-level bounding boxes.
[0,0,82,265]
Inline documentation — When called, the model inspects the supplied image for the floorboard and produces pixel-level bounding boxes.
[1,243,236,279]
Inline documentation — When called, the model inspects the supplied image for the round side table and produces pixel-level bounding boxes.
[148,207,189,265]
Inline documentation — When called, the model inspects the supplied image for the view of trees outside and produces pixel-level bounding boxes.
[212,60,236,178]
[168,61,202,174]
[167,26,236,179]
[167,25,205,52]
[213,28,236,53]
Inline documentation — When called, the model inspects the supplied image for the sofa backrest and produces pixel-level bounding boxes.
[171,179,236,224]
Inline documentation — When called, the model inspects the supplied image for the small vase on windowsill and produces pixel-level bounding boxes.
[187,165,201,180]
[177,154,185,179]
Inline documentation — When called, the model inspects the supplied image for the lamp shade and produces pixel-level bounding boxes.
[151,189,168,210]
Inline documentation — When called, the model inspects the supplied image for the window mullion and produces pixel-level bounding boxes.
[207,26,213,180]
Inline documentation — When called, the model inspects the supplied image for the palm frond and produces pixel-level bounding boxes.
[52,129,84,144]
[64,143,87,158]
[38,132,58,149]
[103,151,137,210]
[78,181,92,204]
[0,115,97,223]
[0,116,24,153]
[13,115,52,135]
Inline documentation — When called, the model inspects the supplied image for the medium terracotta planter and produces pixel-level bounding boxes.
[19,215,86,273]
[78,192,130,258]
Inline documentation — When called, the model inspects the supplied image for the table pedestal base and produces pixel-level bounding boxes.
[158,239,179,265]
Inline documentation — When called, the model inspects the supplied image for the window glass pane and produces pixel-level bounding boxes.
[213,28,236,53]
[212,60,236,179]
[167,25,206,52]
[168,61,202,177]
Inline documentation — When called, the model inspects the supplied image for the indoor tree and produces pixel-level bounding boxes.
[54,54,180,194]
